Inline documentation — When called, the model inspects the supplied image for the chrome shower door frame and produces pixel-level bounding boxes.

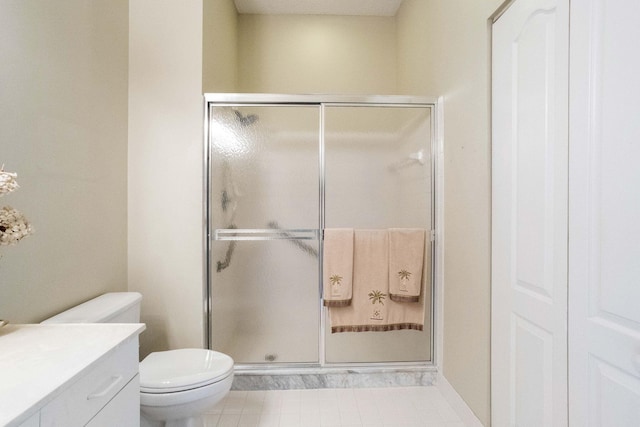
[203,93,440,371]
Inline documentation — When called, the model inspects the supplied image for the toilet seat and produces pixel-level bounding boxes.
[140,348,234,393]
[140,373,234,408]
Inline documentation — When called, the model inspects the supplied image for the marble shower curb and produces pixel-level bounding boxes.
[231,367,437,390]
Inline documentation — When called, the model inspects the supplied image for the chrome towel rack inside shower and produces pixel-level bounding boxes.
[213,224,319,272]
[213,228,319,241]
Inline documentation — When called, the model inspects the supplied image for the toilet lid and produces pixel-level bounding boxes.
[139,349,234,393]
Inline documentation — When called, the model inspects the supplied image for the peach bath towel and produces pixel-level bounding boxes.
[322,228,354,307]
[388,228,426,302]
[329,230,425,333]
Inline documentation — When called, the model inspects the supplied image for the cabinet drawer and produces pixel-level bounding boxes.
[41,338,138,427]
[86,375,139,427]
[17,412,39,427]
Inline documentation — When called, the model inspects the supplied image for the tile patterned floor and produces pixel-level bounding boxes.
[203,387,465,427]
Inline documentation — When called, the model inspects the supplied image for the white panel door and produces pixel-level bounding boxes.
[568,1,640,425]
[492,0,569,425]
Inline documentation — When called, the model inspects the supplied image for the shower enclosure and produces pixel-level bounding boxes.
[204,94,437,369]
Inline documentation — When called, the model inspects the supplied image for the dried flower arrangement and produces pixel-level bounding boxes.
[0,166,33,247]
[0,206,33,245]
[0,168,19,196]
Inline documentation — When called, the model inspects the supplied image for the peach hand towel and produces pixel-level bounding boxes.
[323,228,354,307]
[329,229,389,331]
[388,228,426,302]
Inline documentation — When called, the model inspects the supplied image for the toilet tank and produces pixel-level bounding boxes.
[41,292,142,324]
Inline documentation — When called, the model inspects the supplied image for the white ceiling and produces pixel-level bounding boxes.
[233,0,404,16]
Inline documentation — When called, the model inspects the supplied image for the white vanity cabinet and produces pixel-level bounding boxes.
[39,338,139,426]
[0,324,145,427]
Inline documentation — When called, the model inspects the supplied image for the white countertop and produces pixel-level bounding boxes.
[0,323,145,426]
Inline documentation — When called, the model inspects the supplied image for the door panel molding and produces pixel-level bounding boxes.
[492,0,569,425]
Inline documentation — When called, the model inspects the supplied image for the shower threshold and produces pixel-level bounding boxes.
[231,363,437,391]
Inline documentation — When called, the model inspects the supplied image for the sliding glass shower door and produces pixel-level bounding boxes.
[208,105,321,364]
[206,95,435,367]
[323,105,433,363]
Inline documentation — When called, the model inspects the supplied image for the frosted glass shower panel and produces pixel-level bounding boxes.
[324,106,432,229]
[209,105,321,364]
[209,106,320,230]
[211,239,319,364]
[324,105,432,363]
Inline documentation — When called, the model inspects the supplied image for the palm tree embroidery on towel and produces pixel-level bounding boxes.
[368,290,387,320]
[397,269,412,292]
[329,274,343,296]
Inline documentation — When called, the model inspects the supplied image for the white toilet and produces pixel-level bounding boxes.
[42,292,234,427]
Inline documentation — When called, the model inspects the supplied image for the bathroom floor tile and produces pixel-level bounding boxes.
[258,412,280,425]
[217,413,241,427]
[203,413,221,427]
[238,413,261,427]
[207,386,463,427]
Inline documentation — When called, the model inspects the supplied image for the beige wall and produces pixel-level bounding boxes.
[237,14,397,94]
[0,5,502,421]
[397,1,503,425]
[128,0,205,357]
[0,0,129,322]
[203,0,238,92]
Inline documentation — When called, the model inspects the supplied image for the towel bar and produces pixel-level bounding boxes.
[213,228,319,241]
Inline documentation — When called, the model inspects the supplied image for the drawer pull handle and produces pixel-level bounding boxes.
[87,375,123,400]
